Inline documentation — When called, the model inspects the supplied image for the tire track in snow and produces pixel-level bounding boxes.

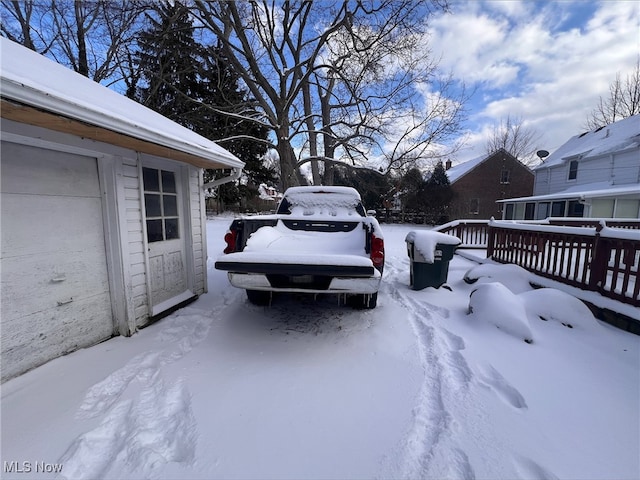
[60,297,232,479]
[383,257,475,479]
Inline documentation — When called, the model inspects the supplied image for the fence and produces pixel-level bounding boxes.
[434,218,640,308]
[433,220,490,249]
[487,220,639,307]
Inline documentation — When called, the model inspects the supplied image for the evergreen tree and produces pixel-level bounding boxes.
[426,161,450,187]
[333,166,391,211]
[399,168,428,213]
[424,161,453,224]
[134,1,276,207]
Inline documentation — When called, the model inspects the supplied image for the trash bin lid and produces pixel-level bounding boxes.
[405,230,461,263]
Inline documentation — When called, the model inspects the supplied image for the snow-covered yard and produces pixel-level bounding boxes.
[2,217,638,480]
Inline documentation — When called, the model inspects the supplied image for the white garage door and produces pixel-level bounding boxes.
[1,142,114,382]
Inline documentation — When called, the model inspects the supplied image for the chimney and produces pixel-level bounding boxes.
[445,159,452,170]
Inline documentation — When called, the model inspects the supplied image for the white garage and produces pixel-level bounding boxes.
[0,38,244,381]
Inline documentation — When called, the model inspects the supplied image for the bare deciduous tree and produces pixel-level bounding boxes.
[1,0,148,84]
[585,57,640,130]
[485,114,541,166]
[1,0,55,52]
[192,0,467,188]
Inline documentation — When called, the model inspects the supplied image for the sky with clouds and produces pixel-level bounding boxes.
[428,0,639,165]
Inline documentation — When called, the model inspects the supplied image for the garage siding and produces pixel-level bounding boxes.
[189,168,206,296]
[122,157,150,327]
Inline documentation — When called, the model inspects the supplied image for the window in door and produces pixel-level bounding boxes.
[143,167,179,243]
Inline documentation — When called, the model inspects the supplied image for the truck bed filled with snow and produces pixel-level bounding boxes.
[220,219,373,267]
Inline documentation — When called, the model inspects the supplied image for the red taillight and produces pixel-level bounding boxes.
[370,234,384,269]
[223,230,238,254]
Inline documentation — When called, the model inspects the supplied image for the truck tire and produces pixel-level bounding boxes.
[349,292,378,309]
[246,289,271,306]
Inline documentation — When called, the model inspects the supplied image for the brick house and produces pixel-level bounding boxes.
[446,148,534,220]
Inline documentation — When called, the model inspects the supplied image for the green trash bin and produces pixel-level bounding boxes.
[405,231,461,290]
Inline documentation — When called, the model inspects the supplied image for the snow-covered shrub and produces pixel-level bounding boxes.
[469,282,533,343]
[463,263,535,294]
[519,288,598,330]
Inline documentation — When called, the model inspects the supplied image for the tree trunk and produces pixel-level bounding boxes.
[320,81,336,185]
[74,2,89,77]
[302,81,321,184]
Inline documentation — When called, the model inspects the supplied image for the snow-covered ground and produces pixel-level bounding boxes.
[2,217,638,480]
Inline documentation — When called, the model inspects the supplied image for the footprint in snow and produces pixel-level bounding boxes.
[438,328,473,392]
[76,351,162,419]
[77,310,213,419]
[477,364,527,410]
[61,378,196,479]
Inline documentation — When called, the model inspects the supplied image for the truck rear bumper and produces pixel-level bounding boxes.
[226,271,381,294]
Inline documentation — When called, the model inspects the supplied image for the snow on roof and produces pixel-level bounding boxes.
[0,37,244,170]
[446,153,488,183]
[497,182,640,203]
[535,114,640,169]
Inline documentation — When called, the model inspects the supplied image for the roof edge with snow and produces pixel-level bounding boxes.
[0,38,244,171]
[497,183,640,203]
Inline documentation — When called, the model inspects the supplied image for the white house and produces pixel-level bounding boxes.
[499,114,640,220]
[0,38,244,382]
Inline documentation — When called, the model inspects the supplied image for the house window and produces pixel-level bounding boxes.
[536,202,550,220]
[567,200,584,218]
[524,202,535,220]
[500,169,511,184]
[551,201,565,217]
[504,203,514,220]
[143,167,179,243]
[469,198,479,215]
[615,199,640,218]
[568,160,579,180]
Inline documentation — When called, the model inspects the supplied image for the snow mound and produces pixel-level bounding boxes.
[463,263,535,294]
[469,282,533,343]
[519,288,598,329]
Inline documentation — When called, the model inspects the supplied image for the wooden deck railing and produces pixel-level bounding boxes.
[434,218,640,308]
[487,220,639,307]
[433,220,490,249]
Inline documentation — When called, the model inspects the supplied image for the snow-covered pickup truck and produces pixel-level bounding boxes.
[215,186,384,308]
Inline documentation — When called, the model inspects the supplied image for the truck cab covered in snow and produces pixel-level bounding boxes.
[215,186,384,308]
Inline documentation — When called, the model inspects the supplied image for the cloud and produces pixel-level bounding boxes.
[429,0,640,161]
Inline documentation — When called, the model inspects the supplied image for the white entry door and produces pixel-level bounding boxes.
[142,165,192,316]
